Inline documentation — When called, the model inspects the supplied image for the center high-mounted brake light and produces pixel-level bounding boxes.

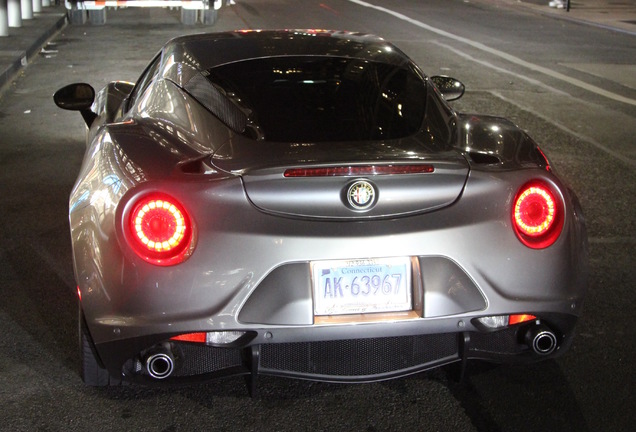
[128,194,194,265]
[284,164,435,177]
[512,181,564,249]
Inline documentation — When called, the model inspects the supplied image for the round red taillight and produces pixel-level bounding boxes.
[513,182,563,249]
[129,195,193,265]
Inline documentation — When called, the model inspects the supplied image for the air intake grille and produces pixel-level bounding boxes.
[260,334,458,379]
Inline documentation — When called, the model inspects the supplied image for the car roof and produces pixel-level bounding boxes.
[160,30,415,88]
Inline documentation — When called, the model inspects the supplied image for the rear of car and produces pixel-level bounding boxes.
[67,31,587,389]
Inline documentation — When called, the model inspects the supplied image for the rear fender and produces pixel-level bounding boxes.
[456,114,549,170]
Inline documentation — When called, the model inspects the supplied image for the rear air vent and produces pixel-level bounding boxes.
[467,151,501,165]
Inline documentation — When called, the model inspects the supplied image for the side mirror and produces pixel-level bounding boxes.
[54,83,97,126]
[430,76,465,101]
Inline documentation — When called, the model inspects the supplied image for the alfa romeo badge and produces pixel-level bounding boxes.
[347,180,376,210]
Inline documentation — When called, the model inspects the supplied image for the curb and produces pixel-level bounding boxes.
[0,12,67,95]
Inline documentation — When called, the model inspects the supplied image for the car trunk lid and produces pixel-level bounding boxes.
[211,136,469,220]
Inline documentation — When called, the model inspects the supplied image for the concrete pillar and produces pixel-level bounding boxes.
[8,0,20,27]
[21,0,33,20]
[32,0,41,13]
[0,0,9,36]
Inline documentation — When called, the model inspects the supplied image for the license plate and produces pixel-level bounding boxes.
[312,257,412,316]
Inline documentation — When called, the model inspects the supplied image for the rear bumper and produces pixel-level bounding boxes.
[94,312,578,387]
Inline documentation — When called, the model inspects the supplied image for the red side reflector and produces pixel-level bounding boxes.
[509,314,537,325]
[284,164,434,177]
[536,146,551,172]
[170,333,207,343]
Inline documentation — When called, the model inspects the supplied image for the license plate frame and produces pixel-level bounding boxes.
[311,257,412,316]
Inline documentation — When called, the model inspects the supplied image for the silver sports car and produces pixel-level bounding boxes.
[54,30,587,391]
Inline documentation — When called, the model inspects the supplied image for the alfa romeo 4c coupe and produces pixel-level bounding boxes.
[54,30,587,392]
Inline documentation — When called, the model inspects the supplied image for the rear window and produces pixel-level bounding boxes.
[200,56,427,142]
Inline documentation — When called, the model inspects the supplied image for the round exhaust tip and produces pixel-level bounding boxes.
[525,324,558,355]
[145,352,175,379]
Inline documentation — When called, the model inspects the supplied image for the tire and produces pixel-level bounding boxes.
[88,9,107,25]
[79,307,121,386]
[202,9,218,25]
[68,9,87,25]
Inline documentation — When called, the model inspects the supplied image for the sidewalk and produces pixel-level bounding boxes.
[0,3,66,95]
[1,0,635,97]
[504,0,636,35]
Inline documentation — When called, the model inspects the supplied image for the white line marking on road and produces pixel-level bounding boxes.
[430,40,570,96]
[429,40,636,167]
[346,0,636,107]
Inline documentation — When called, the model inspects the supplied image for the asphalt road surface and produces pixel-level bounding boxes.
[0,1,634,431]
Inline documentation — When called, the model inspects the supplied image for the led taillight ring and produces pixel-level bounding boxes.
[512,181,564,249]
[128,194,194,265]
[514,186,556,236]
